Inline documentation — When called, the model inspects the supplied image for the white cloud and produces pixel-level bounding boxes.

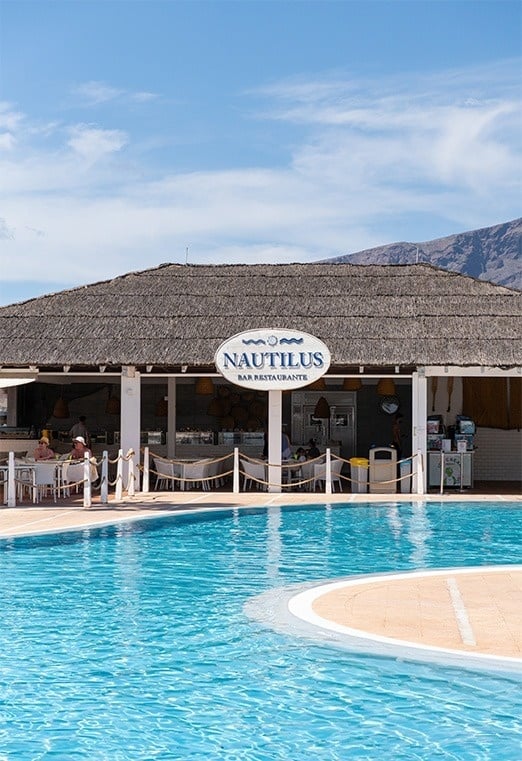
[66,124,128,163]
[0,61,520,290]
[74,81,124,105]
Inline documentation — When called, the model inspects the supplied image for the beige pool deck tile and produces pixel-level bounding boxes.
[0,490,520,662]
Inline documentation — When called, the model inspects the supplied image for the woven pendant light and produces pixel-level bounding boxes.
[53,395,69,419]
[314,396,330,419]
[155,397,168,417]
[376,379,396,396]
[105,386,120,415]
[195,377,214,395]
[207,398,223,417]
[307,378,326,391]
[342,378,362,391]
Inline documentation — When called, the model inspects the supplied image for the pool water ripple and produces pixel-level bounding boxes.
[0,501,521,760]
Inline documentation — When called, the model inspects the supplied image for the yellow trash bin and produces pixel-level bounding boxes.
[349,457,369,493]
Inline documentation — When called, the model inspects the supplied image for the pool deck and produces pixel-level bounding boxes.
[1,490,521,666]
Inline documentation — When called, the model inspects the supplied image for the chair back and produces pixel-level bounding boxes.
[34,461,57,486]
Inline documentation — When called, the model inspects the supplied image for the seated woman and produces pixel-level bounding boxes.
[306,438,321,459]
[33,435,55,460]
[69,436,92,460]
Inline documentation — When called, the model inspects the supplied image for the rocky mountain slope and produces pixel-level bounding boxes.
[323,218,521,290]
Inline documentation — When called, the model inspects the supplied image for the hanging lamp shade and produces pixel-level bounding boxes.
[307,377,326,391]
[155,397,168,417]
[207,397,223,417]
[105,387,120,415]
[314,396,330,419]
[376,379,396,396]
[195,377,214,395]
[53,396,69,419]
[342,378,362,391]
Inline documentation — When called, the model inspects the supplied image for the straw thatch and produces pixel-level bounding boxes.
[0,263,520,369]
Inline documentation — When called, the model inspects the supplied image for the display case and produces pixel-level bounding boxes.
[175,430,214,446]
[428,451,474,489]
[218,432,264,449]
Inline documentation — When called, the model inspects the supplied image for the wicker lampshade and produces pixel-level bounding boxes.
[314,396,330,419]
[52,395,69,419]
[105,386,120,415]
[342,378,362,391]
[307,378,326,390]
[195,377,214,395]
[155,397,168,417]
[206,398,223,417]
[376,379,396,396]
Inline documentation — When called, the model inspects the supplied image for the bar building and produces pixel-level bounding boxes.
[0,262,521,492]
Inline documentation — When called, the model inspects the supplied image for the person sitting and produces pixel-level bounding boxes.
[281,431,292,460]
[33,436,55,460]
[294,447,307,462]
[306,438,321,459]
[69,436,91,460]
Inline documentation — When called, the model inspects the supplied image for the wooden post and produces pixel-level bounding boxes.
[7,451,15,507]
[127,451,135,496]
[115,448,123,502]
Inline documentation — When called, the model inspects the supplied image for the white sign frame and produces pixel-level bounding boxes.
[215,328,331,391]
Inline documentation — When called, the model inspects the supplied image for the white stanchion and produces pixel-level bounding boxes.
[233,447,239,494]
[83,453,92,508]
[115,449,123,502]
[101,451,109,504]
[127,450,135,496]
[7,451,16,507]
[325,448,332,495]
[142,446,150,493]
[416,449,425,495]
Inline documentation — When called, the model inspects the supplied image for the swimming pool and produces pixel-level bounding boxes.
[0,502,520,760]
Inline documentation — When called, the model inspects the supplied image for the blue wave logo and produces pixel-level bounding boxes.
[279,337,304,345]
[242,339,266,345]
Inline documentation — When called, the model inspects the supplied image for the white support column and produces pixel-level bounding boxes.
[167,377,177,458]
[412,370,427,495]
[120,366,141,486]
[268,389,282,493]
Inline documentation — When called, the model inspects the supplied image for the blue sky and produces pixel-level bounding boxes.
[0,0,521,305]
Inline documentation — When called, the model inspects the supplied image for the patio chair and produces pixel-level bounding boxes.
[181,459,212,491]
[61,460,98,496]
[313,459,344,492]
[33,461,59,503]
[240,459,267,491]
[153,458,178,491]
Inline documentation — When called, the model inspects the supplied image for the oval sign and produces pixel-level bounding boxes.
[215,329,331,391]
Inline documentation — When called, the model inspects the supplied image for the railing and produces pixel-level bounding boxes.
[141,447,425,496]
[1,447,426,507]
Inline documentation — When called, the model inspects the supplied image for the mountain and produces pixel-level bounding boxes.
[323,218,522,290]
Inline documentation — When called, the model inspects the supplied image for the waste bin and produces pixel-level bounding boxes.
[369,447,397,493]
[349,457,369,493]
[399,458,412,493]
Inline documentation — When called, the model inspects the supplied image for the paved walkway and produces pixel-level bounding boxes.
[1,490,520,665]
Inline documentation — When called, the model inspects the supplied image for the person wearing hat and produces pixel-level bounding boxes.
[69,436,91,460]
[34,436,55,460]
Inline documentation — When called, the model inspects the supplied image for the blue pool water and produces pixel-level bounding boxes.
[0,501,521,760]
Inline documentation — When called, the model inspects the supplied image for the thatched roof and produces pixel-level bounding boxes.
[0,263,521,369]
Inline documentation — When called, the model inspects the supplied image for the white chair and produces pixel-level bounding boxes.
[33,461,59,503]
[205,458,224,489]
[313,459,344,492]
[61,460,97,495]
[181,459,212,491]
[14,458,36,502]
[240,459,267,491]
[153,458,178,491]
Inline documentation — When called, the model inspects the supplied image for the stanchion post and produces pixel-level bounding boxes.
[83,453,92,508]
[233,447,239,493]
[127,450,135,496]
[115,449,123,502]
[7,451,16,507]
[142,446,150,493]
[416,450,425,495]
[101,450,109,504]
[325,448,332,495]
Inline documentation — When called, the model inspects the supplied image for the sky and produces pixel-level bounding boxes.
[0,0,520,305]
